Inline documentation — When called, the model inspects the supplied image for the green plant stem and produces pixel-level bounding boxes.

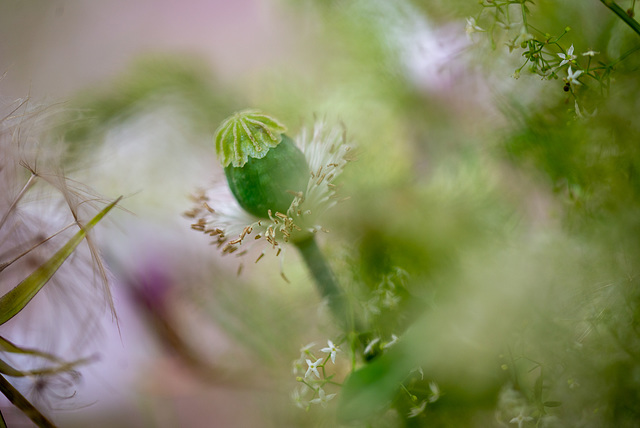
[611,44,640,66]
[600,0,640,37]
[295,237,360,332]
[0,375,56,428]
[521,2,528,30]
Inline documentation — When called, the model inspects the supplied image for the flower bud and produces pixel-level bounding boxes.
[215,110,309,218]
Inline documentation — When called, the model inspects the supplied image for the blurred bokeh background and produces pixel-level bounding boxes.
[1,0,640,426]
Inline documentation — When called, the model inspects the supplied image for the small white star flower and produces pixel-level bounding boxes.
[582,50,599,57]
[558,44,576,67]
[566,66,583,86]
[574,101,597,120]
[408,400,427,418]
[310,388,337,408]
[514,27,534,45]
[320,340,340,364]
[364,297,382,317]
[382,290,401,308]
[465,17,484,39]
[305,358,323,379]
[299,342,316,357]
[292,358,304,375]
[382,334,399,349]
[510,410,534,428]
[428,381,440,403]
[291,387,309,409]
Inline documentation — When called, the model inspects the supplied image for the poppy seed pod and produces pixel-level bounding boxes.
[189,114,351,256]
[215,111,309,218]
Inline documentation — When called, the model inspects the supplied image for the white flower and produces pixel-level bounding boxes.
[582,50,599,57]
[291,387,309,409]
[510,410,534,428]
[294,343,317,375]
[364,338,380,355]
[187,120,352,277]
[310,388,337,408]
[382,334,399,349]
[411,366,424,380]
[382,289,401,308]
[465,17,484,39]
[574,101,597,120]
[558,44,576,67]
[408,400,427,418]
[292,358,304,375]
[496,19,520,30]
[299,342,316,357]
[320,340,340,364]
[566,66,583,86]
[428,381,440,402]
[305,358,323,379]
[514,27,534,45]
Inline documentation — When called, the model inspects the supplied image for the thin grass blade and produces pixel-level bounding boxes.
[0,336,64,364]
[0,197,121,325]
[0,374,56,428]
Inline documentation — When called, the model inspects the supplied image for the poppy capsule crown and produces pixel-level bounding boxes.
[215,110,309,219]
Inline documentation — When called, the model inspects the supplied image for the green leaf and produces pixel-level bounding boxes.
[0,358,25,377]
[337,349,407,423]
[0,408,7,428]
[0,336,64,364]
[0,355,92,378]
[0,197,121,325]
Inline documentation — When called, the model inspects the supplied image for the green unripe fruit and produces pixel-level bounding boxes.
[224,134,309,218]
[214,110,310,218]
[215,110,287,168]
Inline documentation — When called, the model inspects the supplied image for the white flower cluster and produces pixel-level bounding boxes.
[363,267,409,321]
[291,340,342,410]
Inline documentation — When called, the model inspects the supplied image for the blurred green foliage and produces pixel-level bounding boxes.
[52,0,640,426]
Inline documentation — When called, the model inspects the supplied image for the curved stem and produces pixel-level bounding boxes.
[600,0,640,37]
[295,237,361,332]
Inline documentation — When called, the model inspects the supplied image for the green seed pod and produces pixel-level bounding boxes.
[225,134,309,218]
[215,110,309,218]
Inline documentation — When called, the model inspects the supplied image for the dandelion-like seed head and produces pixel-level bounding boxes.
[0,96,118,416]
[187,115,353,272]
